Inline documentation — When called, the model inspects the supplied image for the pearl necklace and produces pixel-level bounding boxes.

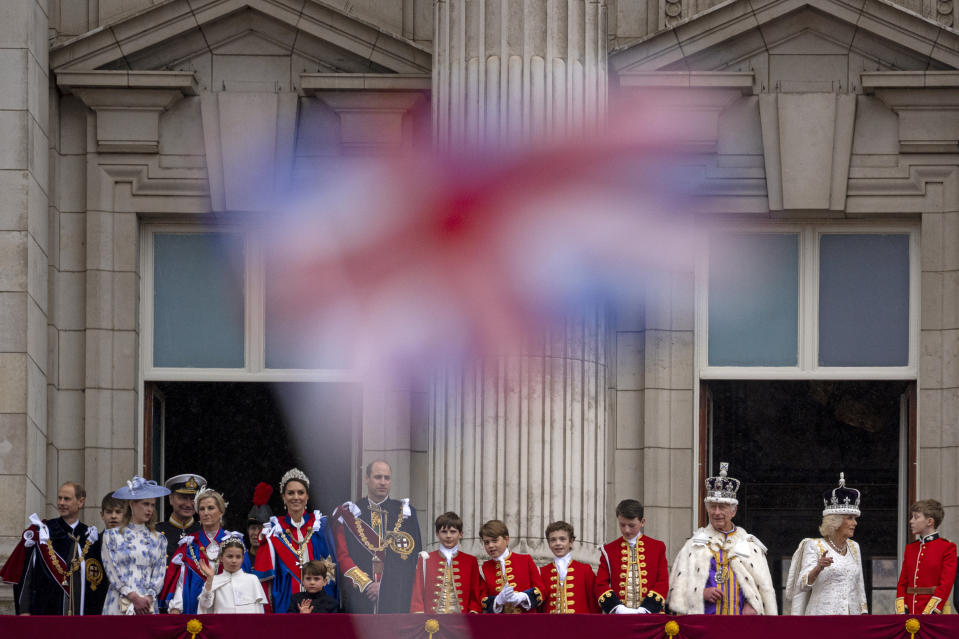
[825,536,848,555]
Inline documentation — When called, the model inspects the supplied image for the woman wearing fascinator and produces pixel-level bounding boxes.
[785,473,868,615]
[252,468,337,613]
[101,477,170,615]
[163,488,252,615]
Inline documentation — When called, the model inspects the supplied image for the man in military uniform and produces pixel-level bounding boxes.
[667,463,777,615]
[156,474,206,562]
[0,482,102,615]
[333,460,421,613]
[897,499,957,614]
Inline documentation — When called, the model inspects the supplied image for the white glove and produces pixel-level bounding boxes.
[613,605,643,614]
[638,607,651,614]
[509,589,531,609]
[493,586,514,612]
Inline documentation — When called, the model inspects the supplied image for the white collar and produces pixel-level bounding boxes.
[440,545,459,563]
[290,518,305,529]
[67,519,80,530]
[553,552,573,581]
[369,496,388,507]
[494,548,511,572]
[626,532,643,547]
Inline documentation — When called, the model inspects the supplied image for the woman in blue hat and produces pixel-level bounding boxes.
[101,477,171,615]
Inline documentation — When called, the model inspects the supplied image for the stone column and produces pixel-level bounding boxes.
[433,0,607,147]
[431,311,608,563]
[0,0,49,563]
[429,1,608,563]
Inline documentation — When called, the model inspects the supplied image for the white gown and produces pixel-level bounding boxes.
[197,570,266,614]
[785,538,867,615]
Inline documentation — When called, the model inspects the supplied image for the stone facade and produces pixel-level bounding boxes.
[2,0,959,613]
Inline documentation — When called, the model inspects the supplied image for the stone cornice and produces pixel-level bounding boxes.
[57,71,199,154]
[300,73,432,94]
[616,71,754,93]
[610,0,959,73]
[50,0,431,74]
[57,70,199,95]
[863,72,959,154]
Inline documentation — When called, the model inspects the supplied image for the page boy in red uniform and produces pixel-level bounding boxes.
[479,520,544,613]
[410,511,483,613]
[539,521,599,613]
[897,499,957,614]
[595,499,668,614]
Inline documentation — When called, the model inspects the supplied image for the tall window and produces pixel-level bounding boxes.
[698,225,919,379]
[141,225,355,381]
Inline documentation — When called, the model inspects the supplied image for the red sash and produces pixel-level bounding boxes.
[266,516,317,591]
[334,505,382,557]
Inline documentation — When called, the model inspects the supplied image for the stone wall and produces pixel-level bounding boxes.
[611,274,695,563]
[919,209,959,544]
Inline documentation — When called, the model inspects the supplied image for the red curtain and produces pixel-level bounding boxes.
[0,614,954,639]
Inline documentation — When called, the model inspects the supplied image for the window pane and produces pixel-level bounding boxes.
[264,254,352,369]
[153,233,245,368]
[708,233,799,366]
[819,234,909,366]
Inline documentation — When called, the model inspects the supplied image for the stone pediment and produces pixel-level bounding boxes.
[51,0,431,77]
[611,0,959,90]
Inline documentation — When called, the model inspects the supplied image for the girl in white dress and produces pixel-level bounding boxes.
[785,473,868,615]
[197,533,266,614]
[101,477,171,615]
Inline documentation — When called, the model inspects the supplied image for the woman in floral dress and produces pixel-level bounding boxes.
[101,477,170,615]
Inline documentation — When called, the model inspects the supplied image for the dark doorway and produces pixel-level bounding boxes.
[156,382,360,533]
[703,380,912,613]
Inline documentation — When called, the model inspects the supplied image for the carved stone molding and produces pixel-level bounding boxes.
[302,73,430,156]
[863,72,959,155]
[617,71,753,153]
[759,93,857,212]
[57,70,198,154]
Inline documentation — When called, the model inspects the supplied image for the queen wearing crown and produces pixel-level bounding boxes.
[784,474,868,615]
[666,463,777,615]
[252,468,337,613]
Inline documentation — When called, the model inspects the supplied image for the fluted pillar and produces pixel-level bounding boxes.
[433,0,607,148]
[429,0,609,563]
[431,311,608,563]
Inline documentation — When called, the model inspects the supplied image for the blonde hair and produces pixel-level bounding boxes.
[195,489,228,515]
[122,499,159,532]
[819,514,844,538]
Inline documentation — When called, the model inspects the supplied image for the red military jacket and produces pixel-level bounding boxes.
[897,533,957,614]
[539,558,600,613]
[410,548,483,614]
[594,535,668,614]
[480,551,545,613]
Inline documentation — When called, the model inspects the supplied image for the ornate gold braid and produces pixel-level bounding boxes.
[354,508,405,553]
[278,524,315,565]
[45,537,93,585]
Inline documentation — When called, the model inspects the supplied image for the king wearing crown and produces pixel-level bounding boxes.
[666,462,777,615]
